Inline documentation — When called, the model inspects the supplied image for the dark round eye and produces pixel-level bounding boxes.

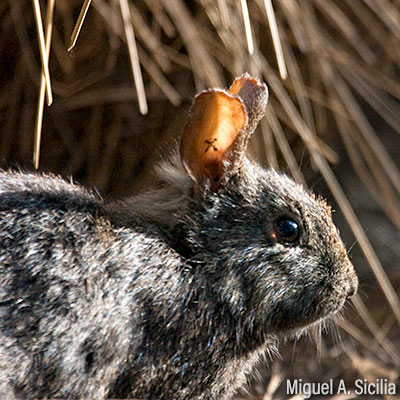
[274,218,300,244]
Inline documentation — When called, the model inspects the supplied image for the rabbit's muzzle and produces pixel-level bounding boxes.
[344,261,358,299]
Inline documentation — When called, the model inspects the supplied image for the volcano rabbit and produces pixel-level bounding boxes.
[0,75,357,399]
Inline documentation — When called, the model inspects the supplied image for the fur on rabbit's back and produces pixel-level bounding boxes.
[0,171,180,398]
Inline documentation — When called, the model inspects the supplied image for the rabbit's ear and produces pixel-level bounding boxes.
[180,90,246,190]
[180,74,268,191]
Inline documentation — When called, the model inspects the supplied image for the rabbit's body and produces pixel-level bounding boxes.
[0,76,358,399]
[0,167,267,400]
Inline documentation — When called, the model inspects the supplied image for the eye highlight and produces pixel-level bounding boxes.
[273,217,301,245]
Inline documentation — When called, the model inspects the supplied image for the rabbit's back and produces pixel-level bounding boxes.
[0,171,182,399]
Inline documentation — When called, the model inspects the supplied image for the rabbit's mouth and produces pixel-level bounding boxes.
[285,263,358,333]
[286,309,347,351]
[276,305,345,341]
[265,283,353,335]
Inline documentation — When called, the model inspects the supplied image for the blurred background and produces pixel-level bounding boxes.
[1,1,399,398]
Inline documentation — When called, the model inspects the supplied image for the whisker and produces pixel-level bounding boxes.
[346,239,358,254]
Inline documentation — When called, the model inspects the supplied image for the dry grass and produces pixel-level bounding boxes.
[1,1,399,398]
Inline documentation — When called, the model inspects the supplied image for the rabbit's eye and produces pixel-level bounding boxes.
[274,218,300,245]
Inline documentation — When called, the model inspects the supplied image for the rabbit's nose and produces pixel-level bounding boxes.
[347,281,357,298]
[347,269,358,299]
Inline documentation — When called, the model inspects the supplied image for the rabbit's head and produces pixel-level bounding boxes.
[175,75,358,337]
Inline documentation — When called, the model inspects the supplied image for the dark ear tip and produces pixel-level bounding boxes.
[228,74,269,123]
[229,73,269,97]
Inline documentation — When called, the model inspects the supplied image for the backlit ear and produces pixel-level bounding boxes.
[180,90,246,189]
[180,75,268,191]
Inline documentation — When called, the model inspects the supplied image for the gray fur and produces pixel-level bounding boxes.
[0,153,357,399]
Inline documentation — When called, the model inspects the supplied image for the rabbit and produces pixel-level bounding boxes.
[0,74,358,400]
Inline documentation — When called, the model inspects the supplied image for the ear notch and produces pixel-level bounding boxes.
[180,74,268,191]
